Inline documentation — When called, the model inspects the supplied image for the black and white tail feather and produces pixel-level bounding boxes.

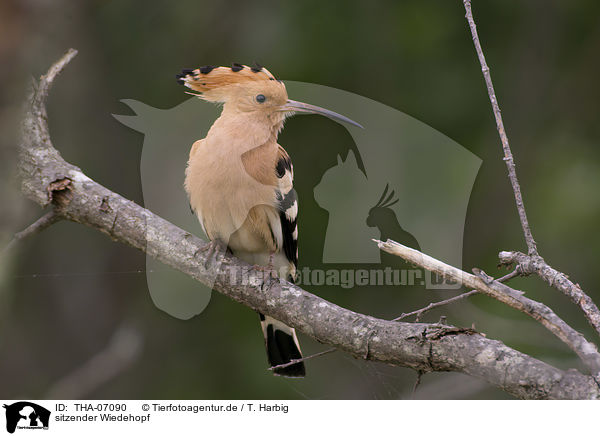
[260,313,305,377]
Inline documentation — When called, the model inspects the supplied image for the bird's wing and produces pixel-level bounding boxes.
[189,138,205,160]
[275,145,298,273]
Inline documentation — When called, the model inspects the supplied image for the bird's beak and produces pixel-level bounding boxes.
[280,99,363,129]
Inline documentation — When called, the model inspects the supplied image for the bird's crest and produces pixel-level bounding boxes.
[176,63,278,101]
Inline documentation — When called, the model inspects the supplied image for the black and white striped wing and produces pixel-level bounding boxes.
[275,145,298,273]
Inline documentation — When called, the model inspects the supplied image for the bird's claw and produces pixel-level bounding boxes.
[196,239,227,270]
[255,252,278,290]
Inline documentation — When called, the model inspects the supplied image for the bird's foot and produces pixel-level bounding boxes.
[254,252,279,290]
[195,239,227,270]
[266,251,279,280]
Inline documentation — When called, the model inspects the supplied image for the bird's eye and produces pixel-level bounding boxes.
[256,94,266,103]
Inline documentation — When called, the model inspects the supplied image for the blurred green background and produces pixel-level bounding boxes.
[1,0,599,399]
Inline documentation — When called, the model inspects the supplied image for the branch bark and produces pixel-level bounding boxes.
[375,239,600,380]
[499,251,600,339]
[16,49,600,400]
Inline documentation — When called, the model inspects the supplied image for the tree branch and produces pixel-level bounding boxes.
[393,267,520,322]
[462,0,538,256]
[4,211,61,252]
[16,49,600,400]
[463,1,600,342]
[392,290,479,322]
[499,251,600,339]
[375,239,600,380]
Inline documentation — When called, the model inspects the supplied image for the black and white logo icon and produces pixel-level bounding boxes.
[3,402,50,434]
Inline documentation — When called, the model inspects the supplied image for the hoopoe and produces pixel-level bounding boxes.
[176,63,361,377]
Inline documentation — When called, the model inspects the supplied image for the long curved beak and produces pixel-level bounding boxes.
[280,99,363,129]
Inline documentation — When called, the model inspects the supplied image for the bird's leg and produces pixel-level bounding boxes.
[254,251,279,290]
[195,238,227,269]
[267,251,277,279]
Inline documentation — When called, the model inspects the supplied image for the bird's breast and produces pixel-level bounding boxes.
[184,137,280,254]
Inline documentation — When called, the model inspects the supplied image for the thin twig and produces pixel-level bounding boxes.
[4,210,61,252]
[464,2,600,344]
[412,370,424,397]
[37,48,78,100]
[463,1,537,256]
[393,290,479,322]
[268,348,337,372]
[394,267,520,322]
[375,238,600,379]
[496,267,521,283]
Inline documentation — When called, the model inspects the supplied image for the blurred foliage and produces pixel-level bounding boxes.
[0,0,599,399]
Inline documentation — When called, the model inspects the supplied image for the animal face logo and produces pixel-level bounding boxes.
[113,80,481,318]
[3,402,50,434]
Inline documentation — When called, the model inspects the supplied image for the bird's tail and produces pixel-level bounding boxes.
[260,314,305,377]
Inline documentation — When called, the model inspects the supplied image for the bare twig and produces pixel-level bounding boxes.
[36,48,78,100]
[496,267,521,283]
[463,1,600,346]
[392,267,519,322]
[375,239,600,380]
[16,49,600,399]
[393,290,479,322]
[4,211,61,252]
[268,348,337,372]
[412,370,424,397]
[500,251,600,338]
[463,1,537,256]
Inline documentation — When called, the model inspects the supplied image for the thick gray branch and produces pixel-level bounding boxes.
[17,49,600,400]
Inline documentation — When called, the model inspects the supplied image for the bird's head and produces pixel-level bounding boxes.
[176,63,361,128]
